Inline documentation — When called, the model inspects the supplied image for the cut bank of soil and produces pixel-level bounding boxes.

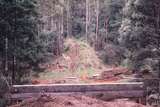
[9,95,150,107]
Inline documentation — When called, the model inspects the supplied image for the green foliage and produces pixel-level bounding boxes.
[0,0,159,83]
[103,0,124,44]
[70,0,86,37]
[119,0,160,75]
[0,0,54,83]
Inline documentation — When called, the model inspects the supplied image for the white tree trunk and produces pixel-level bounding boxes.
[157,7,160,29]
[67,0,72,37]
[95,0,99,49]
[5,37,8,73]
[86,0,89,41]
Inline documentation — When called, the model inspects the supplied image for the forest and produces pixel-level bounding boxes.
[0,0,159,107]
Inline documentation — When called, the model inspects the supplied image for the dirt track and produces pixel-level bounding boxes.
[9,95,150,107]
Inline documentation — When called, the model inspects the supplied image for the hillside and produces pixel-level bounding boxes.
[31,38,129,84]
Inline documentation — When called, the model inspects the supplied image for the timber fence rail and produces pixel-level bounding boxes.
[10,82,145,100]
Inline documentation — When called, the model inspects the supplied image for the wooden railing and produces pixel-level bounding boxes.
[10,82,145,100]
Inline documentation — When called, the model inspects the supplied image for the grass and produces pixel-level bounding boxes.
[36,67,97,83]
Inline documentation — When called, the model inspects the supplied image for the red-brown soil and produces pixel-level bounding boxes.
[9,95,150,107]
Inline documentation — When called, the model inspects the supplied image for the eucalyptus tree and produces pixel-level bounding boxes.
[119,0,160,76]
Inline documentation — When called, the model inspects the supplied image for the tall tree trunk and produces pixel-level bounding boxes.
[57,18,62,56]
[86,0,89,41]
[88,0,90,26]
[67,0,72,37]
[156,5,160,81]
[12,0,17,84]
[60,3,64,55]
[5,36,8,75]
[95,0,99,50]
[157,6,160,29]
[12,38,16,84]
[105,17,109,43]
[61,6,64,35]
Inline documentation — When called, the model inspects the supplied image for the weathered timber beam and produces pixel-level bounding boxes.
[11,83,144,93]
[10,90,145,100]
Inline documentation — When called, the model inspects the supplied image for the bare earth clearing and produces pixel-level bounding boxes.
[9,95,150,107]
